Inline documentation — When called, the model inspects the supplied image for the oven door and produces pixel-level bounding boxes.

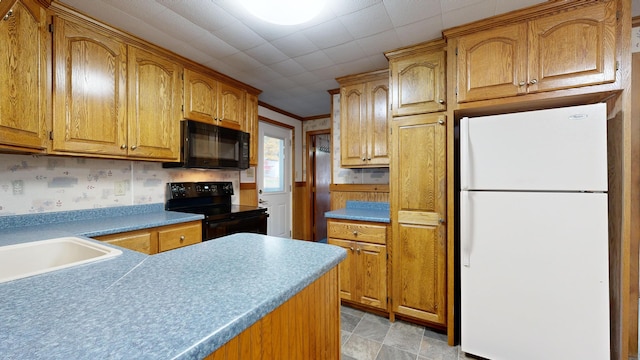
[204,213,268,241]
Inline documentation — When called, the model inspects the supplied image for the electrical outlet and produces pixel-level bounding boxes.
[114,181,126,196]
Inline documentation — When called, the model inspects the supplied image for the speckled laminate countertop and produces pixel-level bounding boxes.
[325,201,390,223]
[0,206,347,359]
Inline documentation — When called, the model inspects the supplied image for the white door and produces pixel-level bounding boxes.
[257,121,292,238]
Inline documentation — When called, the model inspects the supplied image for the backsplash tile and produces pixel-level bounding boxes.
[0,154,239,216]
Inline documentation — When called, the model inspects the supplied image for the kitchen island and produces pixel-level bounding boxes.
[0,232,345,359]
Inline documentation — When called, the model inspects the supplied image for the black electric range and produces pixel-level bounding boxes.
[165,182,268,241]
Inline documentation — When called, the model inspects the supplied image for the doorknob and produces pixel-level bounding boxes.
[258,199,268,204]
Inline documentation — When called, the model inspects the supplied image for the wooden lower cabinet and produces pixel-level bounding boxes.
[327,219,388,312]
[93,221,202,254]
[205,266,340,360]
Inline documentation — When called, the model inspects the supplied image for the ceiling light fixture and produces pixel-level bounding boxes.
[239,0,326,25]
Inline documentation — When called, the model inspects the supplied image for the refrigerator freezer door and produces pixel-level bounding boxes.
[460,191,609,360]
[460,103,607,192]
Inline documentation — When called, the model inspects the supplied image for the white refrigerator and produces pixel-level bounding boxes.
[459,103,610,359]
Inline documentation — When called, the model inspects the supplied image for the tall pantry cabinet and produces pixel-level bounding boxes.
[385,39,448,328]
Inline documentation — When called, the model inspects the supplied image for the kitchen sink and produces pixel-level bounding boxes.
[0,237,123,284]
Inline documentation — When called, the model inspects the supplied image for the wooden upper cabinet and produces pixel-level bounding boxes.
[183,68,218,124]
[337,69,389,168]
[217,82,245,130]
[244,92,259,166]
[390,113,447,325]
[52,16,128,156]
[451,0,617,103]
[386,41,446,116]
[0,0,47,152]
[127,45,181,160]
[183,68,245,130]
[455,23,528,102]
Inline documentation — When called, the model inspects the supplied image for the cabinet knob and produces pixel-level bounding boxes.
[120,144,127,150]
[356,248,361,254]
[180,235,185,242]
[130,145,137,150]
[439,218,445,224]
[349,247,354,252]
[367,157,371,161]
[353,231,358,236]
[438,119,445,125]
[529,79,538,85]
[3,9,13,21]
[518,81,526,86]
[438,99,445,104]
[362,157,366,162]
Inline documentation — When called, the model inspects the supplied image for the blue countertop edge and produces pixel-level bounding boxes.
[325,201,390,223]
[0,208,347,359]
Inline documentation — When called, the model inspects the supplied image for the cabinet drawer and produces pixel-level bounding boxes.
[94,231,153,254]
[158,222,202,252]
[328,221,387,245]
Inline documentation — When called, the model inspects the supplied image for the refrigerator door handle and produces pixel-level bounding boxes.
[461,190,472,267]
[460,117,470,190]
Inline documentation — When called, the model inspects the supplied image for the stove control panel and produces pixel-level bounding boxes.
[166,182,234,199]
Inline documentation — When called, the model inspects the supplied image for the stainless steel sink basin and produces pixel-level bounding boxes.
[0,237,123,284]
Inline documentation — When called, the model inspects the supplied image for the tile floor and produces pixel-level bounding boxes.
[340,305,475,360]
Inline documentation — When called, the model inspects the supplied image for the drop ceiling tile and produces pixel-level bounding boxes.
[220,52,265,72]
[242,21,303,42]
[244,43,289,66]
[190,33,239,59]
[303,19,354,49]
[145,9,211,43]
[355,29,401,57]
[241,66,282,82]
[440,0,489,13]
[383,0,439,27]
[395,17,443,47]
[294,51,335,71]
[271,32,319,58]
[311,65,343,81]
[328,0,383,16]
[340,3,394,39]
[367,54,389,69]
[269,59,308,76]
[322,41,367,64]
[287,72,321,86]
[442,0,497,29]
[495,0,546,14]
[213,21,265,51]
[157,0,237,32]
[104,0,166,20]
[335,57,376,77]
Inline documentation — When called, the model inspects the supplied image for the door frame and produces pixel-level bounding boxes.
[306,129,331,242]
[258,116,294,237]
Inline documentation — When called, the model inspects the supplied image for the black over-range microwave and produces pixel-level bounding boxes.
[163,120,250,170]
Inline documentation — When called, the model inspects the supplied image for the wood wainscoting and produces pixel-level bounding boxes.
[204,266,340,360]
[330,184,390,210]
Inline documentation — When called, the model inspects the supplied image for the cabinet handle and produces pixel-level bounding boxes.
[438,99,445,104]
[438,119,445,125]
[120,144,127,150]
[180,235,185,242]
[352,231,358,236]
[3,9,13,21]
[529,79,538,85]
[518,81,526,86]
[130,145,137,150]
